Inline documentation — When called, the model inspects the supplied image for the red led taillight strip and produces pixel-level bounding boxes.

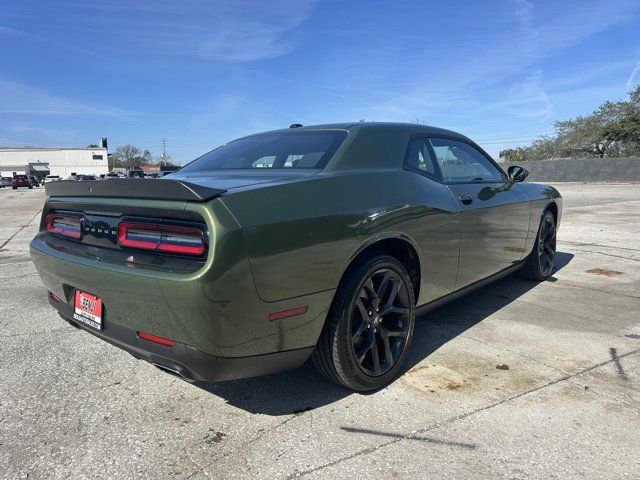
[45,214,82,238]
[118,222,205,256]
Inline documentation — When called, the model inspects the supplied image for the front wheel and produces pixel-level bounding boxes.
[313,254,415,391]
[521,210,556,280]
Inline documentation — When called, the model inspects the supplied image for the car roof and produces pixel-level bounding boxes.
[214,122,484,172]
[236,121,470,141]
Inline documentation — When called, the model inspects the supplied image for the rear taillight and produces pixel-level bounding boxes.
[45,214,82,238]
[118,222,205,255]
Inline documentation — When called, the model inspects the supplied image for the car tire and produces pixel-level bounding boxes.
[313,253,415,391]
[520,210,556,281]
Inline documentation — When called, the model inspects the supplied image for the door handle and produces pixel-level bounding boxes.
[458,194,473,205]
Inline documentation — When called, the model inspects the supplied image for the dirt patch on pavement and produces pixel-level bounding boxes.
[402,364,467,393]
[586,268,624,277]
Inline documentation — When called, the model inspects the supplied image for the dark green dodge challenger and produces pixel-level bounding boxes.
[31,123,562,391]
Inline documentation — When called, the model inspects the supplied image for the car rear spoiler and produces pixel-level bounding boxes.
[44,179,226,202]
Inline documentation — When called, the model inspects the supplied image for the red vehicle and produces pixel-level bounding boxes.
[12,175,32,189]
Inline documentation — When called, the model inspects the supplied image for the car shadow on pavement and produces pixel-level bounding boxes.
[196,251,574,416]
[403,251,574,373]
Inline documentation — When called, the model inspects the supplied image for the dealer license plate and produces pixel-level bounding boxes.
[73,290,103,330]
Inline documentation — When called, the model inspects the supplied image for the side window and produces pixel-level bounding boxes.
[404,138,440,180]
[429,138,504,183]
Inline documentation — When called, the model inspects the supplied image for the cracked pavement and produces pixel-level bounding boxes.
[1,183,639,479]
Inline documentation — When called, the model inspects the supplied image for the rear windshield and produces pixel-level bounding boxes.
[180,130,347,172]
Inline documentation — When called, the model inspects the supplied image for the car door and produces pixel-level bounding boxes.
[403,137,461,303]
[428,137,530,289]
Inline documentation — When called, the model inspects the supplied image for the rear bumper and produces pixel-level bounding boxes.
[31,233,333,358]
[50,294,314,382]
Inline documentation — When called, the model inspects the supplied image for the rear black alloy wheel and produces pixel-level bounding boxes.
[521,210,556,280]
[313,254,415,391]
[351,268,411,376]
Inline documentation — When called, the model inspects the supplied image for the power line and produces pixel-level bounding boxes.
[479,139,542,145]
[476,134,552,142]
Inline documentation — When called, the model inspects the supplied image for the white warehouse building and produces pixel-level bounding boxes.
[0,147,109,179]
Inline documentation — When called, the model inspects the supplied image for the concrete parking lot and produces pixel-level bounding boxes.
[1,184,638,479]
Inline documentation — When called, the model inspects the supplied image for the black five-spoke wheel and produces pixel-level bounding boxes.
[351,268,410,376]
[537,214,556,276]
[521,210,556,281]
[313,254,416,391]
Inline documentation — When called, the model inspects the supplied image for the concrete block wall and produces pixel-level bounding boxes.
[511,157,640,183]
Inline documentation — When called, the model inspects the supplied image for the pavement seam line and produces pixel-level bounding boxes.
[561,240,640,253]
[547,280,640,300]
[290,347,640,479]
[451,329,571,376]
[183,416,298,479]
[427,317,574,375]
[564,199,640,210]
[0,209,42,249]
[0,326,78,340]
[186,377,313,478]
[565,377,640,413]
[568,247,640,263]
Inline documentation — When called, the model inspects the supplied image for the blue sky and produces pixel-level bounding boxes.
[1,0,639,162]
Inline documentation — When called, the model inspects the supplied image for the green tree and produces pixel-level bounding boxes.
[499,147,525,162]
[507,85,640,161]
[601,87,640,155]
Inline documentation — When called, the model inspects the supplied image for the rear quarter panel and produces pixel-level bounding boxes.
[221,169,461,305]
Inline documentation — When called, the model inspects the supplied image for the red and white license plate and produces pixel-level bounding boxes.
[74,290,103,330]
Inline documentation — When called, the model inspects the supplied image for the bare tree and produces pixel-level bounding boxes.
[111,145,153,170]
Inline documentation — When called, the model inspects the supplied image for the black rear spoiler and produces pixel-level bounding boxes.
[45,179,226,202]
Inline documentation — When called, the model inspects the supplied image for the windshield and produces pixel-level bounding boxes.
[180,130,347,172]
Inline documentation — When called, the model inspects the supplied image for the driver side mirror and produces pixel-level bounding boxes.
[507,165,529,183]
